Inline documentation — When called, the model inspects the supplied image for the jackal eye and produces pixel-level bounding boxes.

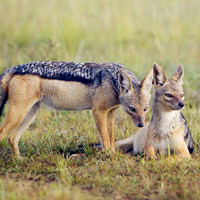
[180,93,184,98]
[129,106,136,112]
[165,93,173,98]
[144,107,149,112]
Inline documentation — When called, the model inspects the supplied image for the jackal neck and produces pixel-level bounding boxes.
[151,99,182,137]
[152,99,181,120]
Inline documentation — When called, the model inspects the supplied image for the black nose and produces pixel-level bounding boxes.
[178,102,184,108]
[138,123,144,127]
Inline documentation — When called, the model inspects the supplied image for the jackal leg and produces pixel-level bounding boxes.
[9,102,40,157]
[145,143,156,159]
[0,104,32,142]
[107,109,117,153]
[172,136,191,158]
[92,109,110,151]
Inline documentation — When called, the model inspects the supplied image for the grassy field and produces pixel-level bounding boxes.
[0,0,200,199]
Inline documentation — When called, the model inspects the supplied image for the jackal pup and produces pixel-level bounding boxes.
[0,61,153,157]
[116,64,193,158]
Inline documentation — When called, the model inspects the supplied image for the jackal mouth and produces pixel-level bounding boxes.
[173,107,183,111]
[169,104,184,111]
[124,109,145,127]
[130,116,145,128]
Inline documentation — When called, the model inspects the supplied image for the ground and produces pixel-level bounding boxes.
[0,0,200,199]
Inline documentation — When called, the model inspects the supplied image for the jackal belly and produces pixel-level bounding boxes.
[41,79,93,110]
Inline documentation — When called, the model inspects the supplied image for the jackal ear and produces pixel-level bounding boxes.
[153,63,168,88]
[171,64,184,84]
[119,70,132,93]
[141,69,153,93]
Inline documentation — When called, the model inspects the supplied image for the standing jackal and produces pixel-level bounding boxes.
[116,64,193,158]
[0,61,153,157]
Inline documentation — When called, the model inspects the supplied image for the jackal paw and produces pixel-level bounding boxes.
[111,147,116,154]
[146,155,157,160]
[176,154,191,160]
[13,154,25,160]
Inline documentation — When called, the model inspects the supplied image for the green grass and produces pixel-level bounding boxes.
[0,0,200,199]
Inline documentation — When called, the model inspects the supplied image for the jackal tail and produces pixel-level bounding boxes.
[0,74,12,116]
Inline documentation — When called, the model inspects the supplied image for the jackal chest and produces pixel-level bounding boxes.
[150,111,181,138]
[149,119,185,155]
[41,79,93,110]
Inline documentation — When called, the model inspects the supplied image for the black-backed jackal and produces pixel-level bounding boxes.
[116,64,193,158]
[0,61,153,158]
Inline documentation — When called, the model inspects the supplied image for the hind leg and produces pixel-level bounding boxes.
[0,75,41,141]
[0,103,37,157]
[171,135,191,158]
[0,104,32,142]
[9,102,40,157]
[0,75,41,157]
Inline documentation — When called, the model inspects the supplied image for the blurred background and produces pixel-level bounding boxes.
[0,1,199,199]
[0,0,200,102]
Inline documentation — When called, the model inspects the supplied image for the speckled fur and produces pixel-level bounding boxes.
[2,61,139,94]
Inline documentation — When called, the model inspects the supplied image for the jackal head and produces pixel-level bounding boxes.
[153,63,184,111]
[118,69,153,127]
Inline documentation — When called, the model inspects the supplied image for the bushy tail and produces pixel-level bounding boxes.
[0,74,12,116]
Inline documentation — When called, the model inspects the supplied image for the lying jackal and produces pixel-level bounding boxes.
[116,64,193,158]
[0,61,153,157]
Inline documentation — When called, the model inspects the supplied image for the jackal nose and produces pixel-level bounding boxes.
[138,122,144,127]
[178,102,184,108]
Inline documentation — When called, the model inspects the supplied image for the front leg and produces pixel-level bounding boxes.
[144,143,156,159]
[107,108,117,153]
[92,109,110,151]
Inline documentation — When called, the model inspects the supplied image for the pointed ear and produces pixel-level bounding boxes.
[153,63,168,89]
[171,64,184,84]
[141,69,153,93]
[118,69,132,93]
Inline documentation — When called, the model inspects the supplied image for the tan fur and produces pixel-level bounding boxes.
[0,69,153,157]
[116,64,191,159]
[145,64,190,158]
[41,79,93,110]
[119,70,152,127]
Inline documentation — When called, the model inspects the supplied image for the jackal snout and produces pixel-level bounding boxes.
[178,102,184,108]
[118,69,153,127]
[136,116,145,127]
[153,63,185,111]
